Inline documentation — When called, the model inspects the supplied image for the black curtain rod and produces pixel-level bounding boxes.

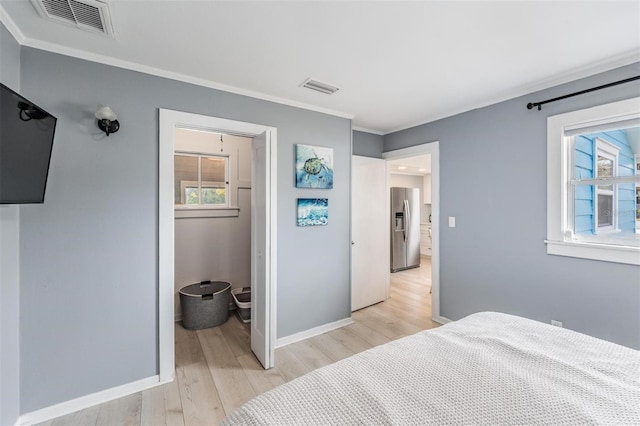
[526,75,640,111]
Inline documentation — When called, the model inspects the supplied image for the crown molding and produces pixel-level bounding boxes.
[0,12,355,121]
[384,49,640,135]
[352,126,384,135]
[0,5,27,44]
[3,7,637,135]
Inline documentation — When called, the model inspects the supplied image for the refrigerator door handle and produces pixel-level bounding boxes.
[403,199,410,242]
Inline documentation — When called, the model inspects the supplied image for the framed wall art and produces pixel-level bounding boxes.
[295,144,333,189]
[297,198,328,226]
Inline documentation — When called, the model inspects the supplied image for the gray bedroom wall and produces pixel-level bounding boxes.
[0,21,22,426]
[385,62,640,349]
[0,23,20,90]
[353,130,384,158]
[18,47,351,413]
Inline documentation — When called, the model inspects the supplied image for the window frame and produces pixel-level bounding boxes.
[546,97,640,265]
[174,152,229,209]
[593,138,619,233]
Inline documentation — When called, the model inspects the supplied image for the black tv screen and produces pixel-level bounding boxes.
[0,82,57,204]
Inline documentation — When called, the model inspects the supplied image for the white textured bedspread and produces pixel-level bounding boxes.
[222,312,640,425]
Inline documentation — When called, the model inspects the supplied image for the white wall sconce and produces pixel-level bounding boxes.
[95,105,120,136]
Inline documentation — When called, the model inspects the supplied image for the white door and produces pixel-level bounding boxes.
[352,155,388,311]
[251,131,274,368]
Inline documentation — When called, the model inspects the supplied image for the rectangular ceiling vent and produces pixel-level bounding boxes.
[31,0,114,36]
[300,78,340,95]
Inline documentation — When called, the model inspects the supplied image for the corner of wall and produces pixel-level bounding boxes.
[0,206,21,426]
[0,18,22,426]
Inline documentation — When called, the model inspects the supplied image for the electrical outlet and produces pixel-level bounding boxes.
[448,216,456,228]
[551,320,563,327]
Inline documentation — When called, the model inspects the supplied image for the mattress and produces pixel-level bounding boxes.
[222,312,640,425]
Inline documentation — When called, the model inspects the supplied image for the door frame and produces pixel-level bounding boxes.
[158,109,278,380]
[382,141,443,323]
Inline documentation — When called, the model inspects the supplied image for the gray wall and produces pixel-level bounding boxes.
[0,23,20,90]
[0,21,22,426]
[353,130,384,158]
[18,47,351,412]
[385,62,640,349]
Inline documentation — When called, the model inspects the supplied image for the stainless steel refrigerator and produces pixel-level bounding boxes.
[390,187,421,272]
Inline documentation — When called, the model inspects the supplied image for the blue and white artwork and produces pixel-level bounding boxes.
[297,198,328,227]
[296,144,333,189]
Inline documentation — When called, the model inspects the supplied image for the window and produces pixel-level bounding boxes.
[174,154,228,207]
[594,139,618,232]
[637,155,640,229]
[547,97,640,265]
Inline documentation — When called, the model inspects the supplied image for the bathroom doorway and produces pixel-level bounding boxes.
[173,129,253,324]
[159,110,278,380]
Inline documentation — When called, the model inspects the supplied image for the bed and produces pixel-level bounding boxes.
[222,312,640,425]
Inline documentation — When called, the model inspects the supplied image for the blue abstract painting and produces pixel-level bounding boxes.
[296,144,333,189]
[297,198,328,227]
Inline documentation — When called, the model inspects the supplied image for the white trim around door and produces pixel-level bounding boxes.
[382,142,443,324]
[158,109,278,380]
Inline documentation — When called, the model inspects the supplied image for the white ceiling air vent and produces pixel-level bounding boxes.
[31,0,114,36]
[300,78,340,95]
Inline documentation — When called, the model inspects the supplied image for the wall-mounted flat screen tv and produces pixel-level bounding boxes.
[0,82,57,204]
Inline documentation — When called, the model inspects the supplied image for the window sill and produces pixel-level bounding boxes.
[595,228,620,235]
[175,207,240,219]
[545,240,640,265]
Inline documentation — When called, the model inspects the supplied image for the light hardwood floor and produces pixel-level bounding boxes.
[38,257,436,426]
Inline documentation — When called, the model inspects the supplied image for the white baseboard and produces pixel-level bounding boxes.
[432,315,452,325]
[275,317,354,348]
[17,375,170,426]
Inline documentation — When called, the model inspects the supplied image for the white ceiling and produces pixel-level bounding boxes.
[1,1,639,134]
[389,155,431,175]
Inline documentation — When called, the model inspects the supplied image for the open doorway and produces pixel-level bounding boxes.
[173,129,253,325]
[387,154,433,317]
[382,142,442,323]
[158,110,278,382]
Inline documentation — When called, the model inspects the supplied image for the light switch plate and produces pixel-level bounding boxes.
[448,217,456,227]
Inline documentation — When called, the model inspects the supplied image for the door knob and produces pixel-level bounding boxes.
[351,241,355,245]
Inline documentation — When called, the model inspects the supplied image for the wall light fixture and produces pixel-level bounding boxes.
[95,105,120,136]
